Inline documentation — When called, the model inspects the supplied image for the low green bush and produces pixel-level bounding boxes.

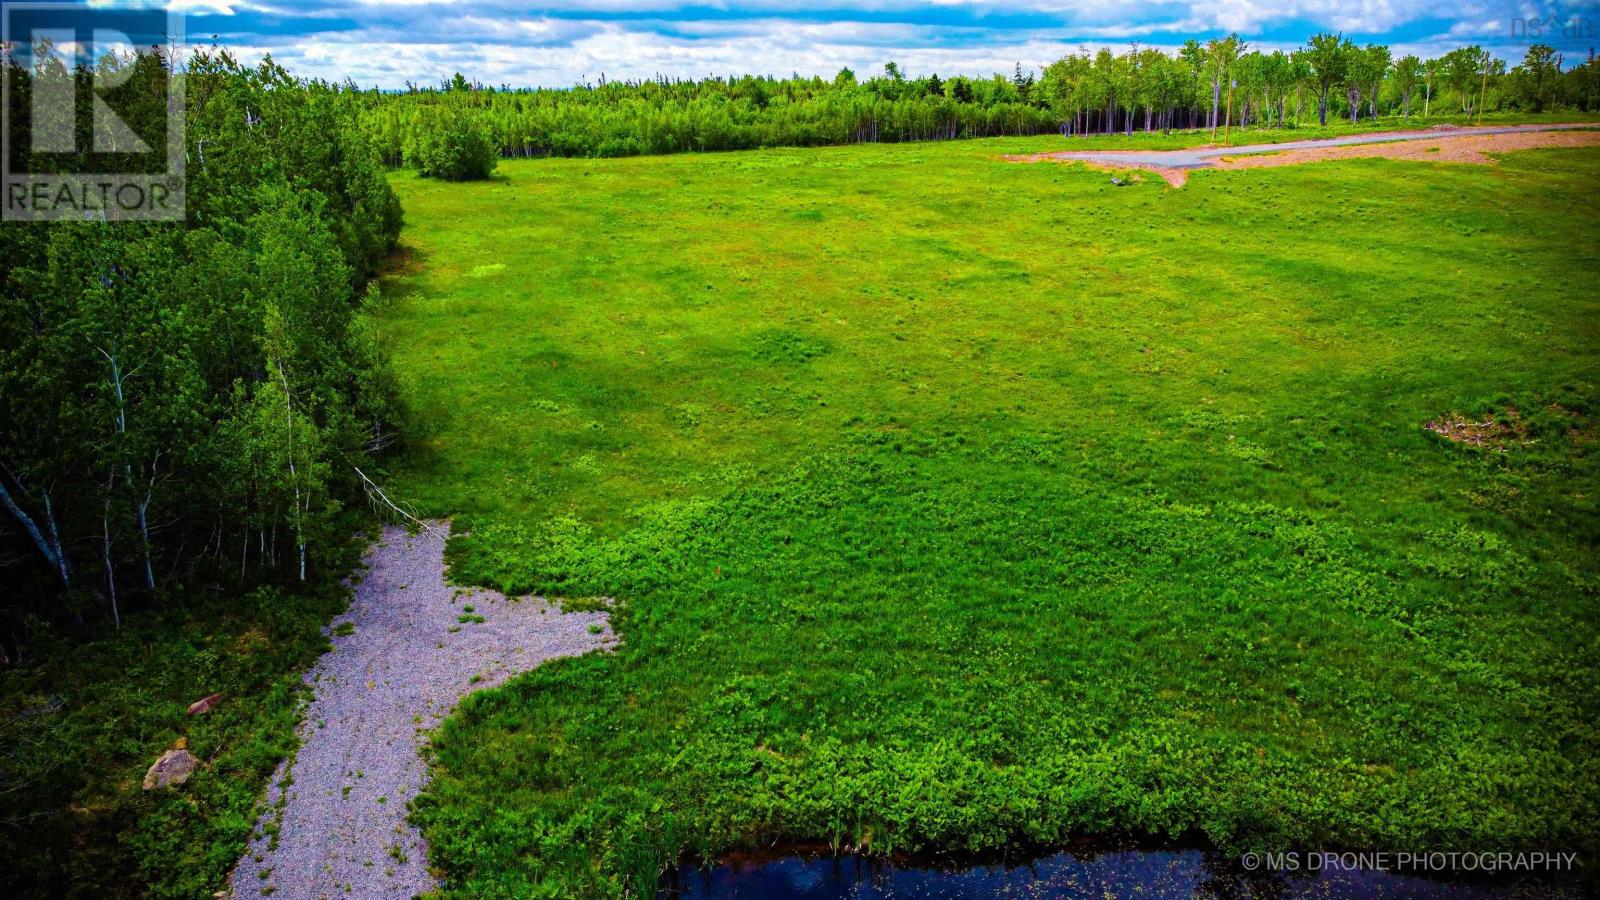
[406,111,499,180]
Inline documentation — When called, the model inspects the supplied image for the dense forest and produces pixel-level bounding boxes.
[1,47,403,632]
[359,38,1600,162]
[0,44,410,897]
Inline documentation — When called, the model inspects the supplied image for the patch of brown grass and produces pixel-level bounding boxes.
[1003,153,1189,186]
[1425,408,1527,450]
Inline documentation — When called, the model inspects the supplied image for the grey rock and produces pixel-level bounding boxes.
[143,748,200,790]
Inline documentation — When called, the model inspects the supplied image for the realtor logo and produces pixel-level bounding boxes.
[2,1,185,221]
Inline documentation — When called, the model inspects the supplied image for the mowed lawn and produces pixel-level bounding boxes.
[377,136,1599,896]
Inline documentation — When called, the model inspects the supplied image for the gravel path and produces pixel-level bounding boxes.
[1007,122,1600,185]
[228,522,611,899]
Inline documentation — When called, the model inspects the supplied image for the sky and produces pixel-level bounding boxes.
[76,0,1600,87]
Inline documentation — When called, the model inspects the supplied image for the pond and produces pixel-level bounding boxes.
[658,844,1582,899]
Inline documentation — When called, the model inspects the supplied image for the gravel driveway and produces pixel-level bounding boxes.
[228,522,611,899]
[1007,122,1600,185]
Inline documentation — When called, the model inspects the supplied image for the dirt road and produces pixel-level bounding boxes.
[1007,123,1600,186]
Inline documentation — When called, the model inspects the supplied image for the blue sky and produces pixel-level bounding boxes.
[133,1,1600,86]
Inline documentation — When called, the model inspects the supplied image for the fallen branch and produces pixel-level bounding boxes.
[352,465,433,534]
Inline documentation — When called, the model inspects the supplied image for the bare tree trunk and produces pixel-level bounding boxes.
[0,477,71,591]
[1210,75,1221,136]
[102,485,119,631]
[136,479,154,590]
[42,492,72,596]
[276,360,307,582]
[99,348,157,590]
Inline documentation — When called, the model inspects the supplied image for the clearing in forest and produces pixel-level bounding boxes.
[375,133,1600,896]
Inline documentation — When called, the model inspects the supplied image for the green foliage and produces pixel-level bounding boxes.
[1,48,401,899]
[750,328,831,365]
[380,141,1600,896]
[404,108,498,180]
[0,579,349,898]
[357,42,1600,165]
[1,50,403,620]
[424,440,1597,897]
[364,69,1065,163]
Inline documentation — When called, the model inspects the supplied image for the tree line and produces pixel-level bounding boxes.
[359,39,1600,163]
[1038,38,1599,136]
[360,65,1064,163]
[1,47,404,631]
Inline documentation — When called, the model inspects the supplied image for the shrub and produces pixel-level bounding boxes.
[405,110,498,180]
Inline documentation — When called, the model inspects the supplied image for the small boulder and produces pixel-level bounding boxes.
[143,748,200,790]
[188,693,223,716]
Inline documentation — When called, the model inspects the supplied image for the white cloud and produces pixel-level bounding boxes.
[174,0,1577,87]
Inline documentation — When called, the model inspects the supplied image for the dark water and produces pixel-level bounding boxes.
[659,846,1584,899]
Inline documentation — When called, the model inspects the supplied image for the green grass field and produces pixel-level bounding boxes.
[376,133,1600,896]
